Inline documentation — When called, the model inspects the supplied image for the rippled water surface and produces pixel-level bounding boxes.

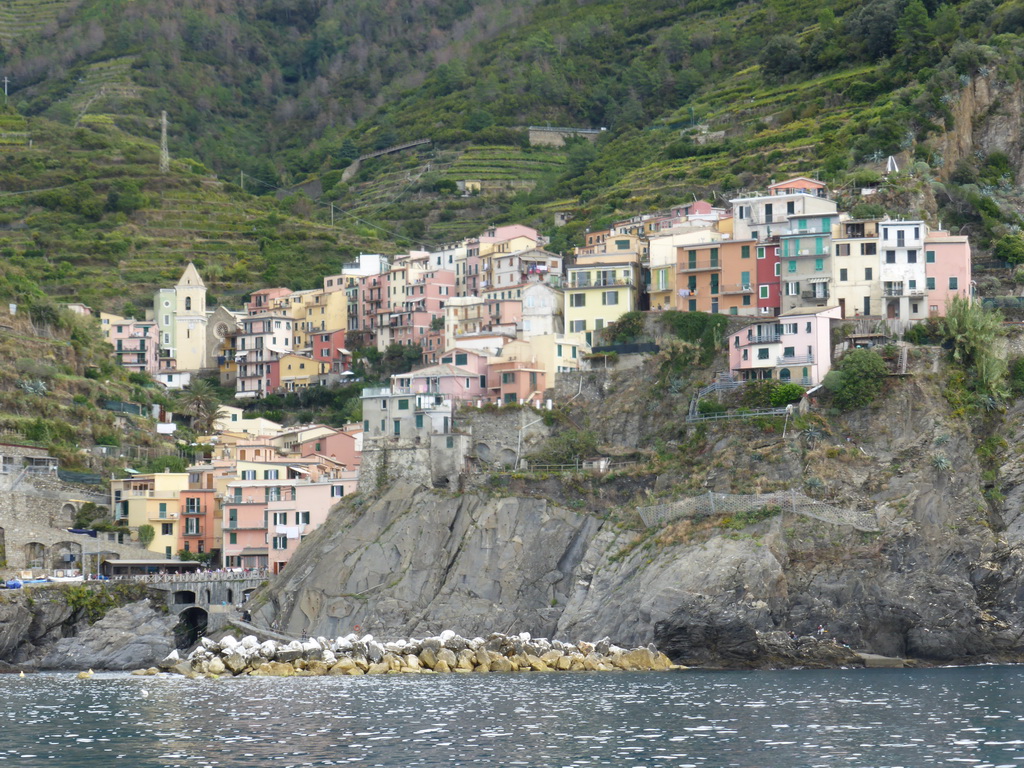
[2,666,1024,766]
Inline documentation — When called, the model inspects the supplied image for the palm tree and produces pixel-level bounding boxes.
[176,379,222,435]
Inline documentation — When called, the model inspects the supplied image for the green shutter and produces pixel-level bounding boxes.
[741,245,750,259]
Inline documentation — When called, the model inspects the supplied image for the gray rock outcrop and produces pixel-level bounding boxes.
[33,601,177,671]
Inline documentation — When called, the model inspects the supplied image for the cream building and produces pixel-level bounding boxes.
[152,263,209,374]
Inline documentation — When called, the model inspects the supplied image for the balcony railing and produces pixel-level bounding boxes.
[182,527,205,537]
[566,277,635,289]
[777,354,815,365]
[882,288,926,297]
[148,511,179,521]
[743,332,781,345]
[677,261,720,273]
[721,284,754,295]
[800,291,829,301]
[789,249,830,258]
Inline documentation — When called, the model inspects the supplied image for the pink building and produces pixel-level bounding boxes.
[298,429,362,470]
[392,357,489,400]
[756,241,782,317]
[768,177,829,197]
[248,287,292,315]
[924,232,972,315]
[107,318,159,374]
[728,306,842,386]
[390,268,455,349]
[312,329,350,371]
[487,345,547,404]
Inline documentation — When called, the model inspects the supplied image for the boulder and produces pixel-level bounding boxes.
[434,659,451,673]
[418,648,438,669]
[329,658,356,675]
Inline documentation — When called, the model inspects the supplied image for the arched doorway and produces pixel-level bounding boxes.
[174,607,208,649]
[24,542,45,570]
[778,368,791,382]
[226,588,234,604]
[61,503,78,526]
[173,590,196,605]
[50,541,83,571]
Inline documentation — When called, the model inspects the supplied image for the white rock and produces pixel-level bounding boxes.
[439,629,456,643]
[220,635,239,649]
[359,634,374,644]
[322,650,336,664]
[519,632,531,642]
[200,637,220,651]
[241,636,259,650]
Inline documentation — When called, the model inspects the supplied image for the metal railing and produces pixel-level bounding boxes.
[687,405,789,422]
[110,569,271,584]
[741,332,781,345]
[566,277,635,289]
[777,354,814,365]
[677,261,720,272]
[637,489,880,532]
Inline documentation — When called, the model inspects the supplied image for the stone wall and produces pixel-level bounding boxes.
[459,408,552,470]
[527,127,602,147]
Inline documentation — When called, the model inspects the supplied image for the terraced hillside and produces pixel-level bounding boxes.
[0,0,75,47]
[0,114,393,312]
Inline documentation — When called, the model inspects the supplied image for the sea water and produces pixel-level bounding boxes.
[1,666,1022,767]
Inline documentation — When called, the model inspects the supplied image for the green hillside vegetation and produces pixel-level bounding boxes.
[1,0,1023,290]
[0,269,177,469]
[0,113,394,312]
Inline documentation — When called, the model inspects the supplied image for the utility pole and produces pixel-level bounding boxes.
[2,77,9,108]
[240,170,245,192]
[330,203,335,226]
[159,110,169,173]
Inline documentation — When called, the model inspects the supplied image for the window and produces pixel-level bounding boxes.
[787,201,795,215]
[788,260,796,273]
[161,523,173,536]
[158,502,167,517]
[949,277,959,290]
[774,263,781,277]
[602,291,619,306]
[296,511,310,525]
[502,372,515,384]
[757,247,765,259]
[264,469,279,480]
[907,250,917,263]
[815,259,824,272]
[786,282,800,296]
[865,268,873,280]
[185,297,192,311]
[241,470,256,481]
[886,250,896,264]
[272,536,288,551]
[742,295,751,306]
[398,399,410,410]
[862,243,877,256]
[836,244,850,256]
[229,532,237,545]
[741,271,751,288]
[415,414,424,429]
[688,299,697,312]
[783,346,795,358]
[742,349,748,360]
[266,487,281,502]
[393,419,401,436]
[926,250,936,263]
[741,245,751,259]
[840,268,848,281]
[570,293,586,307]
[710,275,719,295]
[570,320,586,333]
[912,303,919,314]
[615,239,630,250]
[331,485,345,497]
[782,323,797,335]
[927,277,936,290]
[228,509,238,528]
[908,279,917,290]
[455,353,468,366]
[165,546,172,559]
[710,248,719,267]
[759,285,769,299]
[273,512,287,526]
[757,348,770,360]
[571,346,577,359]
[863,297,871,315]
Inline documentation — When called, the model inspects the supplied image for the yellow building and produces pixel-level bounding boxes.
[110,472,191,558]
[563,257,641,346]
[271,289,348,353]
[520,333,589,383]
[277,353,329,392]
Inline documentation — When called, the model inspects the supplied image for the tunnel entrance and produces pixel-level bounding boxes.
[174,607,208,649]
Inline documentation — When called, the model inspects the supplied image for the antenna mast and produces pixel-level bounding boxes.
[159,111,170,174]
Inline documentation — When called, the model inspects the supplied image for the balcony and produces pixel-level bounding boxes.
[721,284,754,295]
[182,527,205,537]
[882,287,926,297]
[800,291,830,301]
[790,249,830,258]
[182,506,208,516]
[148,511,179,521]
[777,354,814,365]
[742,332,781,345]
[566,277,635,289]
[677,261,720,273]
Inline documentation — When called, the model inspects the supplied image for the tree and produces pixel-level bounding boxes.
[759,35,803,79]
[176,379,222,434]
[993,234,1024,265]
[940,296,1007,398]
[137,524,155,548]
[823,349,889,410]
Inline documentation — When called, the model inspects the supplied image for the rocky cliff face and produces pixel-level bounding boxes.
[252,355,1024,668]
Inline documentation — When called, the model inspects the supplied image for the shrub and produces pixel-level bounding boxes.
[697,399,728,415]
[740,379,779,408]
[605,311,644,344]
[770,383,805,406]
[137,524,155,548]
[823,349,888,411]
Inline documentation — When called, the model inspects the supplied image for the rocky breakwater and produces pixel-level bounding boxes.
[156,630,679,678]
